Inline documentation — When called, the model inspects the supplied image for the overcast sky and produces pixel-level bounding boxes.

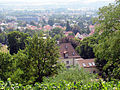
[0,0,115,9]
[0,0,115,3]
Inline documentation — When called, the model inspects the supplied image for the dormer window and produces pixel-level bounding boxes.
[88,63,92,66]
[72,52,75,56]
[92,62,95,66]
[65,45,68,49]
[64,51,68,58]
[65,53,68,58]
[82,63,86,67]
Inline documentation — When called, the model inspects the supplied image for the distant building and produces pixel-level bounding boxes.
[89,25,95,31]
[17,17,39,23]
[75,32,83,40]
[89,25,95,36]
[64,31,73,37]
[43,25,52,31]
[75,58,99,73]
[59,43,80,68]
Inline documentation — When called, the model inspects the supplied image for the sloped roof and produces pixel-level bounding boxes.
[43,25,52,30]
[75,32,83,39]
[60,43,80,59]
[76,58,96,68]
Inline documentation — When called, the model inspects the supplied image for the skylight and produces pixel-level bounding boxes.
[82,63,86,67]
[88,63,92,66]
[92,62,95,66]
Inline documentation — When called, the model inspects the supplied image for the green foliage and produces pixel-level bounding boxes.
[43,67,96,84]
[49,27,65,40]
[50,27,63,37]
[7,31,28,54]
[0,78,120,89]
[24,34,61,83]
[66,21,71,31]
[9,34,61,84]
[76,36,97,59]
[48,19,54,26]
[95,31,120,80]
[0,52,12,81]
[0,33,61,84]
[30,21,36,26]
[0,33,7,44]
[93,0,120,80]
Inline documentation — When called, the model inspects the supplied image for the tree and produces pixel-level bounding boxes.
[93,0,120,80]
[71,25,81,34]
[0,52,12,81]
[7,31,28,55]
[25,35,60,83]
[30,21,36,26]
[95,31,120,80]
[48,19,54,26]
[43,67,96,84]
[0,33,7,44]
[10,34,61,84]
[66,21,71,31]
[76,37,96,59]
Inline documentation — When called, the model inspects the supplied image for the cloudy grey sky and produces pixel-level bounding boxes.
[0,0,115,9]
[0,0,114,4]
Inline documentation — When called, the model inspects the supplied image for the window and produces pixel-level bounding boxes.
[93,70,96,73]
[65,53,68,58]
[66,61,69,64]
[72,52,75,56]
[88,63,92,66]
[65,45,68,49]
[92,62,95,66]
[82,63,86,67]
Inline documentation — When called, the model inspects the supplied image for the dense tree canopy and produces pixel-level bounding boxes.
[76,36,97,59]
[7,31,28,54]
[66,21,71,31]
[93,0,120,80]
[48,19,54,26]
[24,35,61,83]
[0,52,12,81]
[0,34,61,84]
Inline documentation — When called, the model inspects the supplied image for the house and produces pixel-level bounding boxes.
[89,25,95,36]
[59,43,80,68]
[43,25,52,31]
[89,25,95,31]
[75,32,83,40]
[75,58,99,73]
[64,31,73,37]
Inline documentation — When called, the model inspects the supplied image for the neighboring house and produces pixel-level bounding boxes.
[75,58,99,73]
[64,31,73,37]
[27,25,38,30]
[75,32,84,40]
[59,43,80,68]
[43,25,52,31]
[89,25,95,31]
[89,25,95,36]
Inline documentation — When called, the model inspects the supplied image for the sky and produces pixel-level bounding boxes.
[0,0,114,4]
[0,0,115,9]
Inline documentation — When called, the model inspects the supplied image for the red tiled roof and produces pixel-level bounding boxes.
[60,43,80,58]
[76,58,96,68]
[43,25,52,30]
[89,25,94,28]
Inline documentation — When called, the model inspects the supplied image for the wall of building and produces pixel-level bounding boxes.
[60,58,75,68]
[84,67,99,73]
